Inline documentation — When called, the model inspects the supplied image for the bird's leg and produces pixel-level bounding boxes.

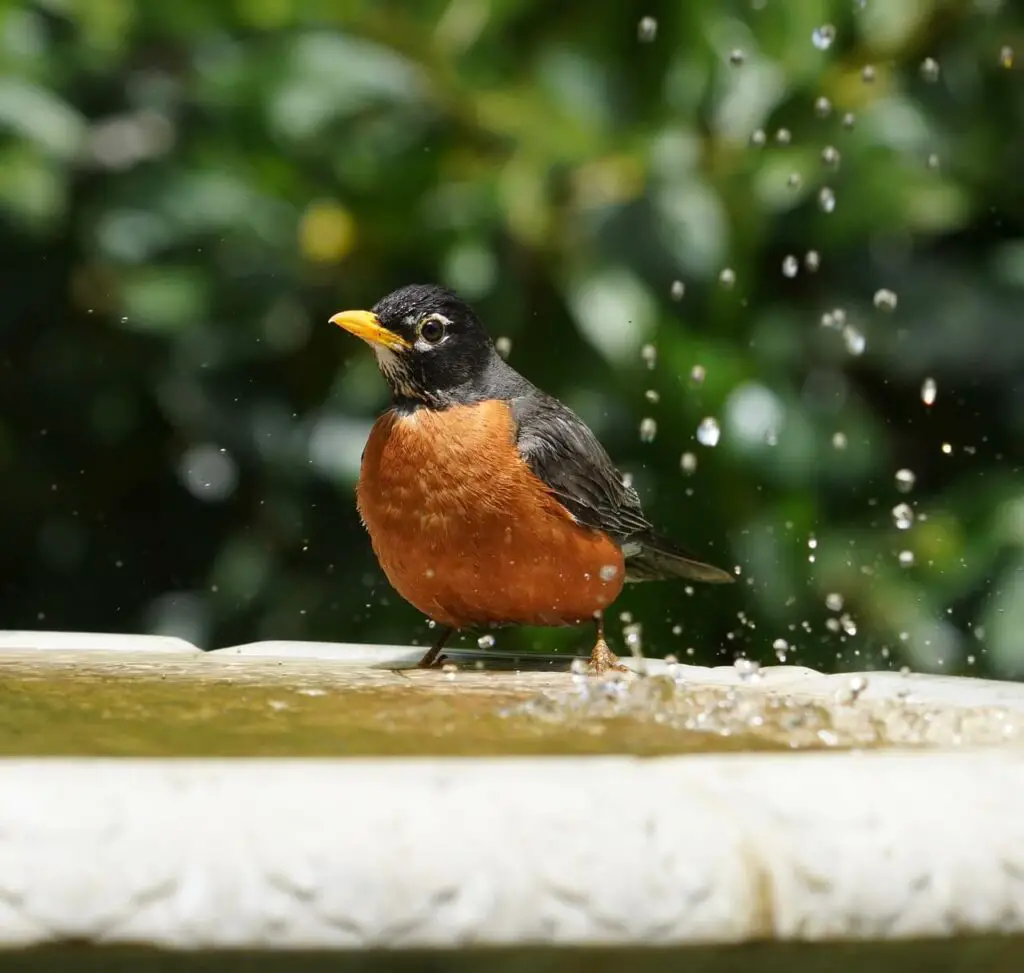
[589,612,628,675]
[416,625,455,669]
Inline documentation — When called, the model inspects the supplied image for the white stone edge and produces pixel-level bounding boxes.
[1,752,1023,950]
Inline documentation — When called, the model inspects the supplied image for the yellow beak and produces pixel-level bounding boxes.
[328,310,411,351]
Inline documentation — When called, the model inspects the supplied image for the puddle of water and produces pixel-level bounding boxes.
[0,664,787,758]
[1,653,1019,758]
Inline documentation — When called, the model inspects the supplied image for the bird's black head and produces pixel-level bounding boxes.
[330,284,515,409]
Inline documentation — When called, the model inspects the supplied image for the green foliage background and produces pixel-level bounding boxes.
[2,0,1022,675]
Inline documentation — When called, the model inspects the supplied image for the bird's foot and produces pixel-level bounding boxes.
[416,653,447,669]
[588,637,628,675]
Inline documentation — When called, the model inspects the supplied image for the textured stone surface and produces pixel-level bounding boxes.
[0,753,1022,950]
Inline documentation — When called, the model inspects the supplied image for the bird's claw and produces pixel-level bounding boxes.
[588,637,628,675]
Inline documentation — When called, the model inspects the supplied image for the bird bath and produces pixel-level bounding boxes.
[3,631,1024,972]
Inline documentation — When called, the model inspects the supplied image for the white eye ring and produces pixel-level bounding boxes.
[417,314,448,344]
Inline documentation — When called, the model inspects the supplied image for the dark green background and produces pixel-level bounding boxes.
[2,0,1022,676]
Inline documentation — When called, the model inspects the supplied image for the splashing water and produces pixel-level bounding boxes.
[821,145,840,169]
[920,57,940,82]
[873,288,898,311]
[697,417,721,447]
[812,25,836,50]
[895,468,917,493]
[921,377,937,406]
[843,324,866,355]
[892,503,915,530]
[637,16,657,42]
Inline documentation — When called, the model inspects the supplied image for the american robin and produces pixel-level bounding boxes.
[330,284,734,673]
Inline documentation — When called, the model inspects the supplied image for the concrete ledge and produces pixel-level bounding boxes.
[0,753,1023,950]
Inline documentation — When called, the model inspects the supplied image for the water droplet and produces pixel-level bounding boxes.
[898,549,915,567]
[670,279,685,300]
[644,388,660,403]
[729,48,745,66]
[805,250,821,272]
[814,96,832,117]
[477,633,495,649]
[782,254,799,278]
[941,441,953,455]
[599,564,619,581]
[892,502,915,530]
[832,431,847,449]
[920,57,940,82]
[842,324,865,355]
[689,364,706,386]
[873,288,898,311]
[839,613,858,636]
[1000,45,1014,69]
[921,377,937,406]
[697,417,721,447]
[441,662,459,679]
[842,111,856,129]
[623,622,643,654]
[772,638,789,662]
[822,146,840,170]
[680,451,698,474]
[637,16,658,42]
[719,267,736,289]
[640,343,657,368]
[495,336,512,358]
[894,468,916,493]
[787,172,803,190]
[750,128,767,147]
[818,186,836,213]
[734,657,761,681]
[926,152,940,170]
[812,24,836,50]
[775,128,792,145]
[836,675,868,704]
[825,592,844,612]
[862,64,876,83]
[639,417,658,443]
[570,657,588,677]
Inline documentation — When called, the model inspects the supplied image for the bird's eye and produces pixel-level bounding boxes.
[418,316,447,344]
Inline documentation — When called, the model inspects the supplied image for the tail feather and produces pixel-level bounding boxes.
[623,530,735,584]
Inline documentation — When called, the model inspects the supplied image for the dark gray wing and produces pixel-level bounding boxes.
[510,393,734,584]
[510,393,651,541]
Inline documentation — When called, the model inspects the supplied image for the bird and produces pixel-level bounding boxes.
[329,284,734,673]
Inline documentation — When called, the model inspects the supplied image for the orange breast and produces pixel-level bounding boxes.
[356,400,625,629]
